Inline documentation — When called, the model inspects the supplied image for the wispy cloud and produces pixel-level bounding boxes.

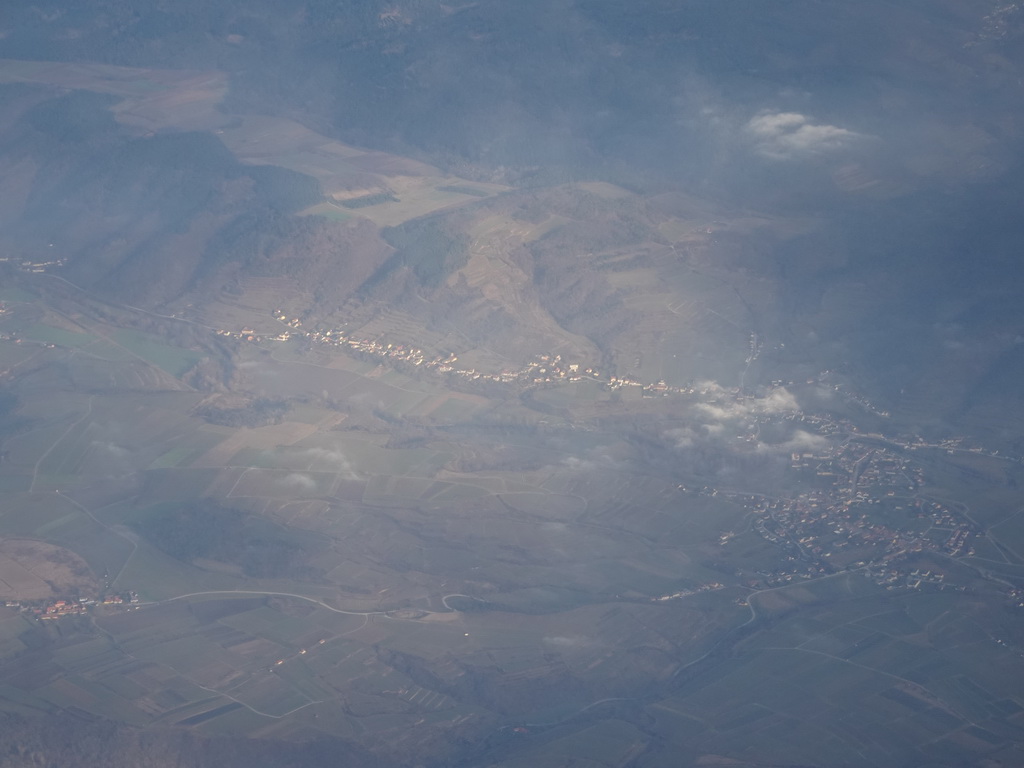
[666,427,698,449]
[756,429,829,454]
[544,636,589,648]
[746,111,863,160]
[695,385,800,422]
[91,440,130,458]
[561,448,624,473]
[280,472,317,491]
[300,447,359,478]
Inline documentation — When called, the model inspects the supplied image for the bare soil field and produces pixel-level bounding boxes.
[191,421,320,468]
[0,537,97,600]
[0,59,507,228]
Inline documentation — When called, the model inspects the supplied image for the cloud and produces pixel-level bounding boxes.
[301,447,358,478]
[696,386,800,423]
[756,429,829,454]
[785,430,829,451]
[696,403,736,422]
[88,440,136,475]
[543,636,588,648]
[749,112,807,135]
[91,440,130,458]
[746,111,862,160]
[562,455,596,472]
[761,388,800,413]
[280,472,317,491]
[689,387,808,455]
[666,427,697,449]
[541,522,568,532]
[561,448,623,473]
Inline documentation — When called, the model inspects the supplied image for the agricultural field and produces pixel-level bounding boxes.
[2,51,1024,766]
[0,56,509,243]
[0,593,566,741]
[1,314,1022,765]
[630,585,1024,768]
[0,539,97,600]
[18,323,96,348]
[110,330,202,378]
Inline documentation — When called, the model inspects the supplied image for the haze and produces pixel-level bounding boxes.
[1,2,1024,767]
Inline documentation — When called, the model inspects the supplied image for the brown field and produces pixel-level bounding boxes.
[195,276,317,333]
[0,538,97,600]
[0,58,507,231]
[191,422,319,468]
[0,58,229,133]
[444,210,600,364]
[320,175,502,227]
[574,181,634,200]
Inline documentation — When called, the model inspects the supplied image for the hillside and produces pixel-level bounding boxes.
[1,3,1024,768]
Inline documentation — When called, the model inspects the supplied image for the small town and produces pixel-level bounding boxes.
[4,591,138,620]
[651,582,725,602]
[4,254,68,273]
[213,312,1024,473]
[213,309,689,395]
[710,434,987,595]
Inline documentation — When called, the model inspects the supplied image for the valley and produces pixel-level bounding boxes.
[2,240,1024,766]
[1,23,1024,765]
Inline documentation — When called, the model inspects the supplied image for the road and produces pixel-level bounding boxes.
[149,589,394,617]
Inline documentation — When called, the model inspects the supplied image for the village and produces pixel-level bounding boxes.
[5,296,1018,613]
[650,581,725,602]
[3,254,68,273]
[214,309,690,396]
[238,309,1010,605]
[711,435,984,595]
[4,591,139,621]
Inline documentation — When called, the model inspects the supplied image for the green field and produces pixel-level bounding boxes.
[0,286,37,302]
[20,323,96,347]
[111,329,202,376]
[148,436,220,470]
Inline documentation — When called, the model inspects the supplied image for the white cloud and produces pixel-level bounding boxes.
[88,440,136,475]
[666,427,697,449]
[280,472,317,491]
[747,111,862,160]
[543,636,588,648]
[562,456,596,472]
[91,440,130,458]
[756,429,829,454]
[762,388,800,413]
[301,447,358,478]
[696,402,736,421]
[748,112,807,135]
[785,430,829,451]
[561,448,623,473]
[696,387,800,423]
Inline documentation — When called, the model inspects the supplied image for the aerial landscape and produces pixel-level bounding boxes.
[1,1,1024,766]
